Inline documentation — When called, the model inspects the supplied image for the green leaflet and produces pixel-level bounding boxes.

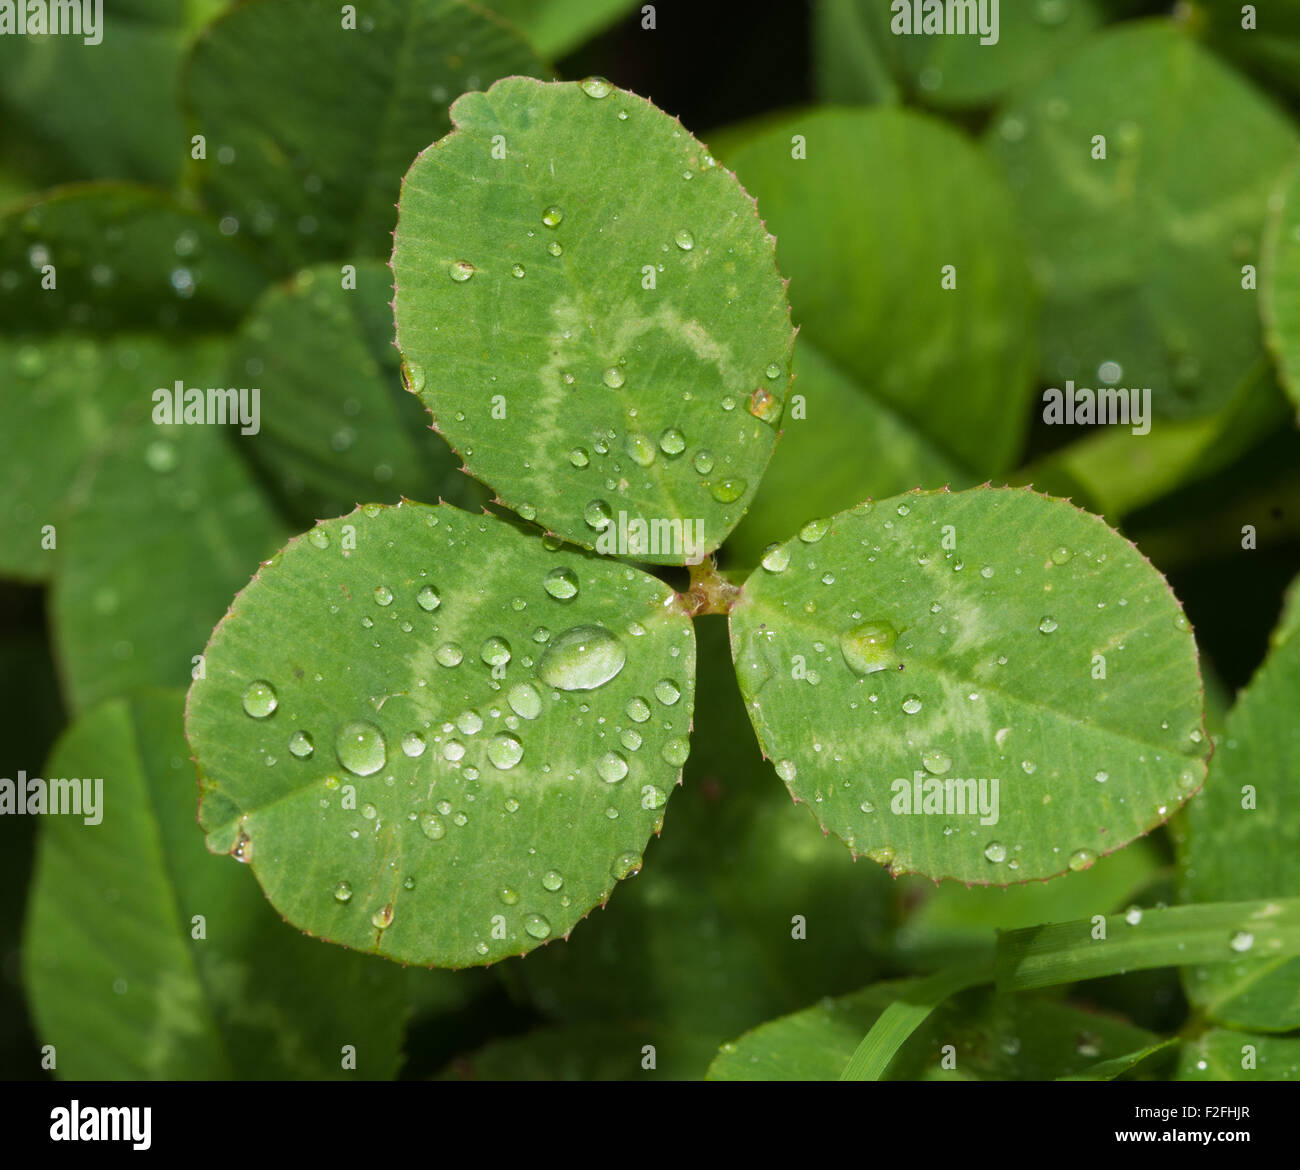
[50,404,287,714]
[184,0,545,271]
[1175,1029,1300,1081]
[730,487,1208,883]
[988,20,1298,421]
[1263,155,1300,420]
[186,502,696,967]
[229,261,486,527]
[23,691,411,1079]
[707,981,1157,1081]
[727,106,1038,474]
[1178,625,1300,1031]
[392,76,794,563]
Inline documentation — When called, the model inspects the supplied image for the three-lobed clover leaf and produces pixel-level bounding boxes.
[391,76,795,563]
[187,501,696,967]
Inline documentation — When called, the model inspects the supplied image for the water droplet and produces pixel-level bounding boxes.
[510,263,526,278]
[765,363,782,380]
[542,870,564,891]
[524,912,553,939]
[584,499,613,530]
[1178,767,1199,791]
[308,528,330,549]
[442,740,465,762]
[539,624,626,691]
[1068,848,1097,872]
[1229,930,1254,953]
[760,543,790,572]
[775,759,797,782]
[568,447,590,468]
[1050,546,1072,565]
[488,734,524,770]
[335,721,387,776]
[922,750,952,775]
[542,205,564,228]
[1094,770,1109,783]
[507,682,543,720]
[547,240,563,257]
[612,852,642,880]
[402,730,427,758]
[436,642,464,667]
[602,366,625,389]
[374,584,393,606]
[456,710,483,735]
[1038,616,1059,634]
[901,694,923,715]
[673,229,695,251]
[841,620,897,677]
[654,678,681,706]
[481,636,512,667]
[1174,613,1190,632]
[403,362,426,393]
[692,450,714,474]
[371,904,394,929]
[242,680,278,718]
[334,881,353,903]
[1124,905,1143,926]
[449,259,475,282]
[984,841,1007,863]
[625,432,657,467]
[597,751,629,783]
[420,813,446,840]
[580,76,612,98]
[661,737,689,766]
[288,730,314,759]
[799,517,830,543]
[659,427,686,455]
[708,478,746,504]
[416,585,441,612]
[626,696,651,723]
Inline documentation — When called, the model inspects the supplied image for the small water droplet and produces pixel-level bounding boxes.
[1038,616,1059,634]
[1124,905,1143,926]
[584,499,613,530]
[507,682,543,720]
[580,76,612,98]
[1068,848,1097,872]
[760,543,790,572]
[242,680,278,718]
[510,263,526,278]
[374,584,393,607]
[547,240,563,257]
[568,447,590,468]
[626,432,657,467]
[602,366,625,389]
[654,678,681,706]
[449,259,475,282]
[524,912,552,939]
[661,737,689,767]
[673,228,695,251]
[371,904,394,930]
[922,749,952,775]
[542,870,564,891]
[436,642,464,667]
[775,759,797,782]
[708,477,746,503]
[416,585,441,612]
[288,730,314,759]
[659,427,686,456]
[481,636,512,667]
[420,813,446,840]
[1051,546,1072,565]
[1229,930,1255,953]
[626,696,651,723]
[334,881,353,903]
[612,852,642,880]
[597,751,629,783]
[799,517,830,543]
[901,694,923,715]
[984,842,1007,863]
[692,450,714,474]
[1095,770,1109,783]
[542,205,564,228]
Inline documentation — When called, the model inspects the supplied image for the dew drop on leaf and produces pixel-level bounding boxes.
[841,620,897,677]
[242,680,278,718]
[335,720,387,776]
[538,624,626,691]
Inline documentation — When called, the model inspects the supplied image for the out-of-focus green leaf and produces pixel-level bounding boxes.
[1179,629,1300,1031]
[392,77,794,562]
[0,186,271,582]
[707,982,1156,1081]
[813,0,1101,109]
[187,502,696,968]
[1175,1029,1300,1081]
[50,404,287,714]
[23,690,411,1079]
[728,107,1038,474]
[0,0,228,189]
[484,0,638,58]
[1263,155,1300,421]
[988,21,1297,421]
[184,0,545,270]
[724,339,971,570]
[731,487,1208,884]
[230,262,485,526]
[1193,0,1300,105]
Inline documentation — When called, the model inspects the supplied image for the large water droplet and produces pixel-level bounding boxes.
[659,427,686,455]
[542,205,564,228]
[538,625,626,691]
[799,517,830,543]
[507,682,543,720]
[242,680,278,718]
[584,499,613,530]
[661,737,689,766]
[654,678,681,706]
[402,730,427,757]
[420,813,446,840]
[542,870,564,891]
[335,720,387,776]
[436,642,464,667]
[984,841,1007,863]
[416,584,441,612]
[481,636,512,667]
[922,749,952,775]
[708,478,746,504]
[841,621,897,677]
[597,751,629,783]
[626,696,651,723]
[580,76,612,98]
[524,912,553,938]
[288,730,314,758]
